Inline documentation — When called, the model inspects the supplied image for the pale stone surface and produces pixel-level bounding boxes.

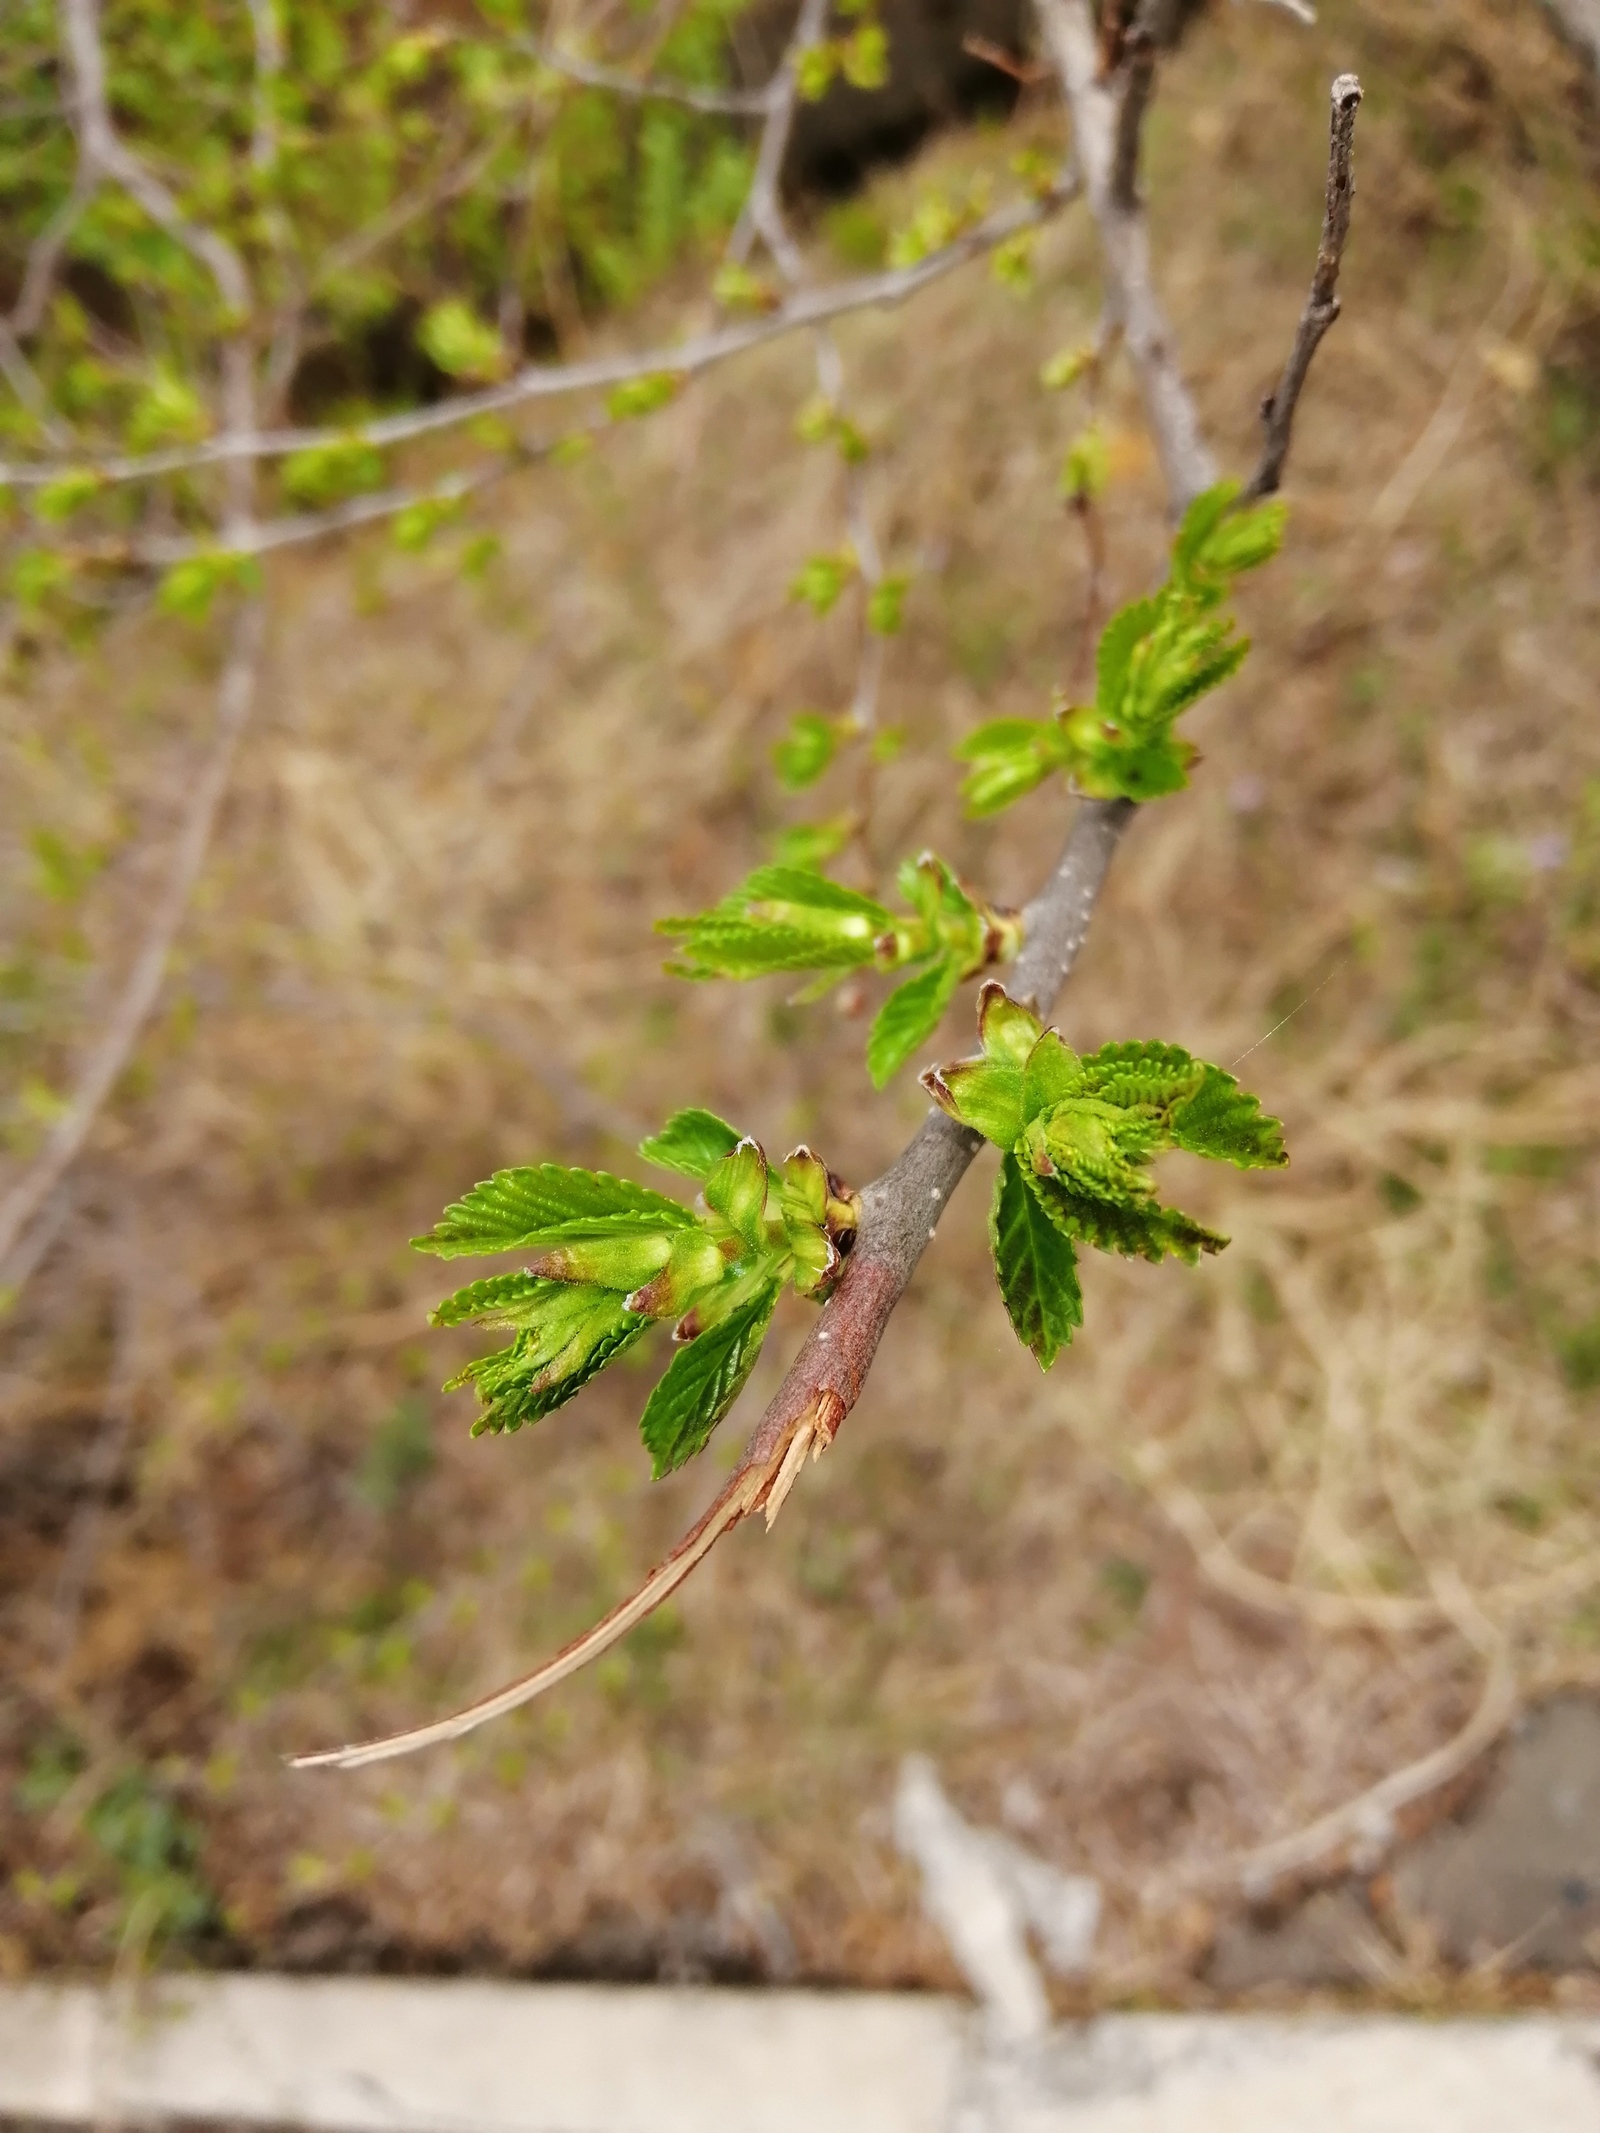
[956,2016,1600,2133]
[1395,1698,1600,1969]
[0,1978,967,2133]
[4,1980,1600,2133]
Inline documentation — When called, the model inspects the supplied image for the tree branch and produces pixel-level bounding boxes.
[290,50,1370,1773]
[0,180,1079,491]
[291,799,1134,1771]
[1245,72,1362,501]
[529,40,775,117]
[727,0,830,270]
[60,0,251,322]
[1034,0,1217,511]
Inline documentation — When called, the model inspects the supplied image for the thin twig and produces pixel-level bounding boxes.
[961,34,1050,85]
[0,180,1079,490]
[530,39,775,116]
[1245,73,1362,501]
[964,32,1053,84]
[1109,22,1159,211]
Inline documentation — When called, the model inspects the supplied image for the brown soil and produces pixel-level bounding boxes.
[3,0,1600,2002]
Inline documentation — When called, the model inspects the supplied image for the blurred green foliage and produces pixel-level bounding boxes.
[0,0,761,592]
[14,1736,218,1951]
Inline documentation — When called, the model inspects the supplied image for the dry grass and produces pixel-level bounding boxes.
[2,0,1600,2000]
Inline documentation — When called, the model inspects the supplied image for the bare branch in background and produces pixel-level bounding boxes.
[0,180,1079,490]
[529,40,775,116]
[0,158,96,443]
[1246,73,1362,501]
[246,0,283,174]
[0,599,265,1276]
[961,33,1050,85]
[60,0,251,320]
[728,0,830,270]
[59,0,259,529]
[1035,0,1217,510]
[1109,1,1178,211]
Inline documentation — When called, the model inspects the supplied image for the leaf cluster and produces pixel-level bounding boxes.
[924,984,1287,1368]
[415,1110,862,1477]
[956,482,1285,814]
[657,853,1024,1085]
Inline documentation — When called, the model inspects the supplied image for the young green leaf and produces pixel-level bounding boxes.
[1040,342,1095,391]
[1068,1039,1204,1116]
[523,1231,677,1291]
[770,816,856,869]
[840,22,888,89]
[282,439,385,510]
[415,1165,695,1258]
[1169,1063,1288,1169]
[1059,425,1109,504]
[157,552,262,622]
[703,1137,770,1253]
[773,711,842,790]
[658,867,890,981]
[922,1052,1026,1147]
[790,549,855,615]
[429,1270,549,1328]
[451,1289,649,1436]
[392,494,464,552]
[638,1283,780,1477]
[606,372,681,421]
[866,956,961,1087]
[1018,1027,1082,1125]
[711,262,779,313]
[795,42,839,100]
[638,1107,742,1181]
[991,230,1036,293]
[990,1150,1083,1368]
[866,574,910,636]
[955,718,1071,817]
[978,980,1042,1070]
[1171,480,1285,594]
[956,482,1286,814]
[35,469,103,523]
[1024,1170,1228,1265]
[419,299,507,382]
[621,1229,732,1321]
[778,1145,830,1232]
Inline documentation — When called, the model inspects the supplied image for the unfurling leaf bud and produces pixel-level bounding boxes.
[926,990,1289,1369]
[704,1138,771,1254]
